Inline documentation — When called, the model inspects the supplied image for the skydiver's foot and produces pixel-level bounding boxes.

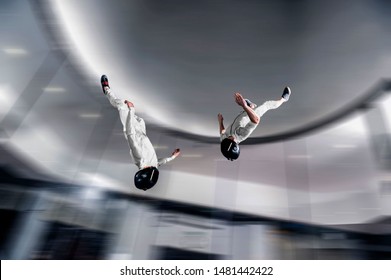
[100,75,110,95]
[282,86,291,101]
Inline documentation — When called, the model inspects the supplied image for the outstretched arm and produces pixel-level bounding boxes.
[235,93,259,124]
[218,113,225,135]
[158,148,181,166]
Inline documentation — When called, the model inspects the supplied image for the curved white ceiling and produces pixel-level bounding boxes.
[51,0,391,138]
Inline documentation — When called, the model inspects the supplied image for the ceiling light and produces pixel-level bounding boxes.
[43,87,66,93]
[287,155,312,159]
[332,144,357,149]
[0,85,17,114]
[181,154,202,158]
[79,113,101,118]
[82,187,102,200]
[153,145,168,150]
[3,48,28,56]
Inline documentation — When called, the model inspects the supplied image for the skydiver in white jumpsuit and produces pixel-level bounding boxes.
[218,87,292,160]
[100,75,180,191]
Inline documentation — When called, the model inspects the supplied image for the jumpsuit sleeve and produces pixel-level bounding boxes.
[236,118,258,138]
[157,155,176,166]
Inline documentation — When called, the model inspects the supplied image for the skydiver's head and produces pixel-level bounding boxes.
[220,137,240,161]
[134,166,159,191]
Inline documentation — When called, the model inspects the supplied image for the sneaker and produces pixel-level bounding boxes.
[245,99,257,108]
[282,86,291,101]
[101,75,110,94]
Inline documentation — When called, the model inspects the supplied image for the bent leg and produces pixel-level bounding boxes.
[255,99,285,118]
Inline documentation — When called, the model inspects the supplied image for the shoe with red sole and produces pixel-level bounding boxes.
[101,75,110,94]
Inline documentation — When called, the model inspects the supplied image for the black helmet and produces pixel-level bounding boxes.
[134,167,159,191]
[220,138,240,161]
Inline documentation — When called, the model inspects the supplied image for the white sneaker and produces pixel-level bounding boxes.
[282,86,291,101]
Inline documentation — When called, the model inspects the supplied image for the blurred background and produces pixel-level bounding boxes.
[1,0,391,260]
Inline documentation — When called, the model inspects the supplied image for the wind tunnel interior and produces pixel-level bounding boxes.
[1,0,391,260]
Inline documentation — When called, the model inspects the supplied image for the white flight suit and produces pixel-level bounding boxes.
[105,88,174,169]
[220,100,284,143]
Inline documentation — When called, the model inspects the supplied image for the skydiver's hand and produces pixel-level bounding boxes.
[235,92,247,107]
[218,113,224,123]
[172,148,181,158]
[124,100,134,108]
